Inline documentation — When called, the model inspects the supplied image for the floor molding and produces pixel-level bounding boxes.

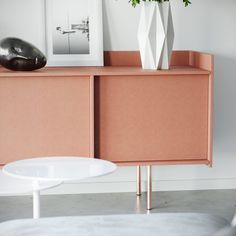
[2,178,236,197]
[42,178,236,195]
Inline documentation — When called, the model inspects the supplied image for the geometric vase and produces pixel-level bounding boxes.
[137,2,174,70]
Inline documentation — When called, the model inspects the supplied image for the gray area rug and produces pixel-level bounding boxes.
[0,213,229,236]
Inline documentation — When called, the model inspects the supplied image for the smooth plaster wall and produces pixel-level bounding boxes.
[1,0,236,194]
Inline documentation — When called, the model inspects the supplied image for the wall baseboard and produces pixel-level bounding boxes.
[38,178,236,196]
[3,178,236,197]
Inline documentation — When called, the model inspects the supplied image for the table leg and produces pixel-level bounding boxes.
[33,190,40,219]
[33,181,41,219]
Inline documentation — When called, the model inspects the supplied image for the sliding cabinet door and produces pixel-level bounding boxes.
[0,76,91,165]
[95,75,210,165]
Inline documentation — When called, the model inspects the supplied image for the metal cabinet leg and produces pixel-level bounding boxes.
[147,165,152,210]
[136,166,142,196]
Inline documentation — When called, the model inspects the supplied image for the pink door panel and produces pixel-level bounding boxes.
[95,75,209,164]
[0,76,91,165]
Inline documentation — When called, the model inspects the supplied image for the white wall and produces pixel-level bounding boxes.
[1,0,236,194]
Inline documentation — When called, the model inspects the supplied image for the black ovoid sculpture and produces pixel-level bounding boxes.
[0,37,47,71]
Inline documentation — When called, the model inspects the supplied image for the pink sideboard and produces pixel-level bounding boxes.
[0,51,213,166]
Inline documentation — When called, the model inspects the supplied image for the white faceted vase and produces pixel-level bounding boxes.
[138,2,174,70]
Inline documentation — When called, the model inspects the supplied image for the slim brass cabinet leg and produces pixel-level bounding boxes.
[136,166,142,196]
[147,165,152,210]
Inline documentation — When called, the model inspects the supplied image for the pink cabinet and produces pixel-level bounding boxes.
[0,51,213,167]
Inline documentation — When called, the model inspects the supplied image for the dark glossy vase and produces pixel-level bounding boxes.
[0,37,47,71]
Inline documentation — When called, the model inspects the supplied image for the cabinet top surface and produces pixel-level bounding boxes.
[0,66,211,78]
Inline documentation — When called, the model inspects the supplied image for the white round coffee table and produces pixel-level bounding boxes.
[3,156,117,219]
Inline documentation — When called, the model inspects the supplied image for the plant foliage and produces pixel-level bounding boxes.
[129,0,191,7]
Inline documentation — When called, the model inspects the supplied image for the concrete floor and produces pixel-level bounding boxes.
[1,189,236,223]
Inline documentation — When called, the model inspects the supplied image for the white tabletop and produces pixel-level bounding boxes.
[3,157,117,182]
